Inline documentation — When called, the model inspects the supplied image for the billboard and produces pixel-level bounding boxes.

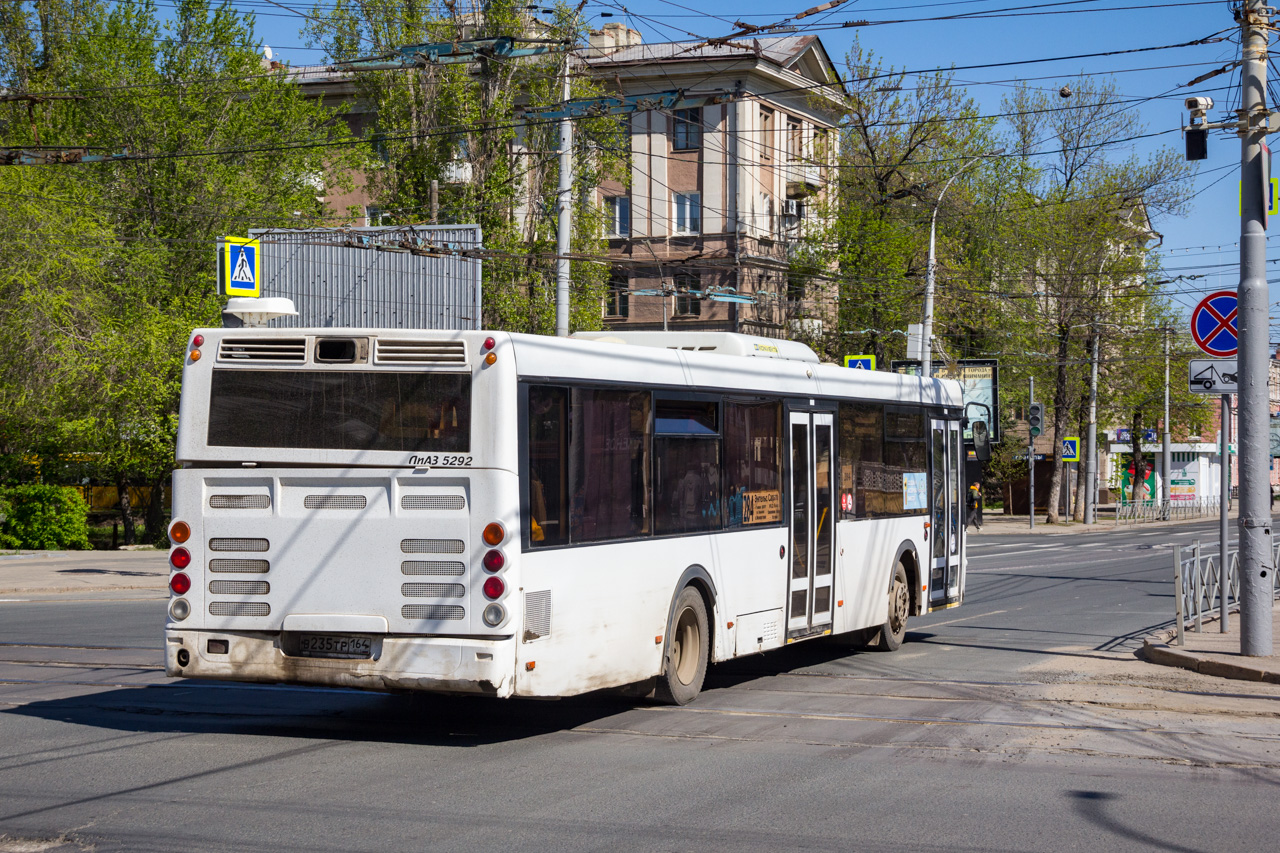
[221,225,483,330]
[891,359,1000,443]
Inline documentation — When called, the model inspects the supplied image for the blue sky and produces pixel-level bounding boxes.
[241,0,1259,336]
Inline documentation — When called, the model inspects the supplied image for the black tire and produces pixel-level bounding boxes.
[876,562,910,651]
[654,587,709,705]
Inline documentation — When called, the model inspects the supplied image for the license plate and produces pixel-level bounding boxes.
[296,634,373,659]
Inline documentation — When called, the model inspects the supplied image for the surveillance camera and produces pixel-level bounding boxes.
[1185,96,1214,113]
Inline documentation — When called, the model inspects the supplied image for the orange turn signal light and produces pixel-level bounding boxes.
[484,352,497,365]
[483,522,505,546]
[190,349,201,361]
[169,521,191,543]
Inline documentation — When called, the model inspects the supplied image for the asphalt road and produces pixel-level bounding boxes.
[2,519,1278,853]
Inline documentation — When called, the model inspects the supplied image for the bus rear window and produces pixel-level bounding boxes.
[207,370,470,452]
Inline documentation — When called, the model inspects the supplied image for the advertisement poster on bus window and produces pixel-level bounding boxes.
[902,472,928,510]
[891,359,1000,443]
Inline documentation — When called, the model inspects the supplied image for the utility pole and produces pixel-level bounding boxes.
[554,55,573,337]
[1029,376,1035,531]
[1084,330,1099,524]
[1237,0,1273,656]
[1221,394,1231,632]
[1162,328,1172,520]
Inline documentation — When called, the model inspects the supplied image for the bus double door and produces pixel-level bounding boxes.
[930,418,964,606]
[786,411,835,638]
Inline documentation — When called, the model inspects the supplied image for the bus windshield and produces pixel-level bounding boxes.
[207,369,470,452]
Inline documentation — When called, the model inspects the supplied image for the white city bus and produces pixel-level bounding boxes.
[164,328,967,704]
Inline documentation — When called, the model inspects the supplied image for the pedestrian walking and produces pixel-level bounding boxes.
[967,481,983,530]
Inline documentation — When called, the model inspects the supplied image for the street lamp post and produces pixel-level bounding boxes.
[921,151,1002,377]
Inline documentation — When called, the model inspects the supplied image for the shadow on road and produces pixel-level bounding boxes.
[3,638,892,745]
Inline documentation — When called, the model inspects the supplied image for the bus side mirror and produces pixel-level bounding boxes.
[972,421,991,462]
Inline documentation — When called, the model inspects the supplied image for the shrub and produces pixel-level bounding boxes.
[0,485,92,550]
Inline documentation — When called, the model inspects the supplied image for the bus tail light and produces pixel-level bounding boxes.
[170,573,191,595]
[169,598,190,621]
[169,521,190,543]
[192,334,204,347]
[483,603,506,627]
[483,576,505,599]
[483,336,496,351]
[483,522,505,546]
[482,549,505,572]
[170,547,191,569]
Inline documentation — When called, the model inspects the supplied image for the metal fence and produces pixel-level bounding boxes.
[1173,536,1280,645]
[1112,497,1221,525]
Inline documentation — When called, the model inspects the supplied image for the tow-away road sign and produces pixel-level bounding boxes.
[1189,358,1238,393]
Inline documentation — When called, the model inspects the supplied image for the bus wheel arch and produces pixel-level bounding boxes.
[893,540,922,616]
[655,566,717,705]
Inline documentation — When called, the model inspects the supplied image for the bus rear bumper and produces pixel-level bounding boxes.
[165,629,515,697]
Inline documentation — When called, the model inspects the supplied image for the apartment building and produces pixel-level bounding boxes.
[584,26,845,336]
[291,24,845,338]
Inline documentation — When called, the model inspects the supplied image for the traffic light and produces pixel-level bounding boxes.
[1028,402,1044,437]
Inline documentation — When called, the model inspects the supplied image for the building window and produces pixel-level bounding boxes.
[365,206,392,227]
[605,272,630,318]
[672,108,702,151]
[604,195,630,237]
[674,272,701,317]
[759,108,774,162]
[787,119,802,162]
[674,192,701,234]
[758,192,774,236]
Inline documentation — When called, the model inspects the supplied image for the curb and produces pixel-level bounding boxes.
[1140,640,1280,684]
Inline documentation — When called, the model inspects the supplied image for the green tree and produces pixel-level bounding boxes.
[0,0,357,541]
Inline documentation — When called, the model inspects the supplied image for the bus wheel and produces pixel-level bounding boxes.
[655,587,709,705]
[878,562,910,651]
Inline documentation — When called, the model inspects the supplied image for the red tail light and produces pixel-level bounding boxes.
[483,576,505,599]
[483,550,505,572]
[170,572,191,595]
[170,547,191,569]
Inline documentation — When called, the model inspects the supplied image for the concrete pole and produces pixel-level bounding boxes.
[1237,0,1273,655]
[1162,328,1172,520]
[554,59,573,337]
[1085,330,1099,524]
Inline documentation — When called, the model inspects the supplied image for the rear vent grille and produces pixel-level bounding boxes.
[401,604,465,620]
[401,583,466,598]
[210,602,271,617]
[401,539,465,554]
[218,338,306,362]
[209,494,271,509]
[523,590,552,641]
[402,560,464,576]
[375,339,467,365]
[209,580,270,595]
[401,495,466,511]
[304,495,367,510]
[209,559,269,574]
[209,538,269,552]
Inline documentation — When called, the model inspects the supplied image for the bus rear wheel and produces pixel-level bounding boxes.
[876,562,910,651]
[655,587,709,705]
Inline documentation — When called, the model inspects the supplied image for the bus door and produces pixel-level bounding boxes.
[787,410,836,638]
[929,419,964,606]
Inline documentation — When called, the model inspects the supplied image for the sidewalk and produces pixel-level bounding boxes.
[971,509,1236,536]
[1141,602,1280,685]
[0,549,169,596]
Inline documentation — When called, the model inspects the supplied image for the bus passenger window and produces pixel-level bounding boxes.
[724,401,781,527]
[528,386,568,546]
[568,389,651,543]
[654,399,721,535]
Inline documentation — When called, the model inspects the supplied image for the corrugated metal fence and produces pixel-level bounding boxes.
[246,225,482,329]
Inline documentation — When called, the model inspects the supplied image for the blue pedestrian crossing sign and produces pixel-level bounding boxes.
[843,354,876,370]
[1062,436,1080,463]
[221,236,260,297]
